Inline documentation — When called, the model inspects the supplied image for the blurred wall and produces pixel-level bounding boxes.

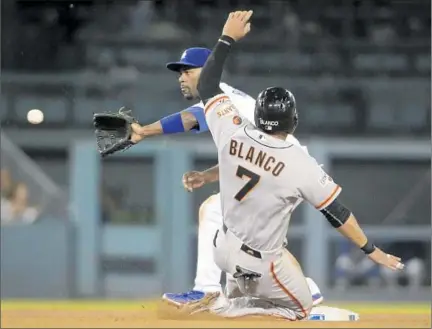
[1,220,76,298]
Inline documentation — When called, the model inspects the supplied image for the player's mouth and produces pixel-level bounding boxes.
[181,86,190,94]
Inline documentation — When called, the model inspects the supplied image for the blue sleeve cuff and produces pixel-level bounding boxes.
[183,106,208,133]
[160,112,185,134]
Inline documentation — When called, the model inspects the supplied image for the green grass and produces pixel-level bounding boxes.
[1,300,430,315]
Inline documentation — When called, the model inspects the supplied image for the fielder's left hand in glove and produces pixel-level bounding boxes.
[93,107,138,158]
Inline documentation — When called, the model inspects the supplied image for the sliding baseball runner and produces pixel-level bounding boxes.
[178,10,404,321]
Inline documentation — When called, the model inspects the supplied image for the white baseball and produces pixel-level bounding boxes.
[27,109,44,124]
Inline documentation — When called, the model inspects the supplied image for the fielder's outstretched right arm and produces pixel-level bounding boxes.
[130,106,209,143]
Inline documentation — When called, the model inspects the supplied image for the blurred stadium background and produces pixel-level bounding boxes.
[0,0,430,304]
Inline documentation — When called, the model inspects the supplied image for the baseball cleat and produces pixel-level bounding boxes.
[162,290,205,307]
[179,291,221,315]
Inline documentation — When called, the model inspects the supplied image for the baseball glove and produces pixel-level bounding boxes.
[93,107,138,158]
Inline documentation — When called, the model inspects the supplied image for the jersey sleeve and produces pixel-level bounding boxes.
[182,105,208,133]
[204,92,247,148]
[220,83,256,124]
[297,155,342,210]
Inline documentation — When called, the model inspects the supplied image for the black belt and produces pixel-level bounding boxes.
[222,223,262,259]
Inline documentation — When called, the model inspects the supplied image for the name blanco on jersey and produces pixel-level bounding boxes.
[229,139,286,177]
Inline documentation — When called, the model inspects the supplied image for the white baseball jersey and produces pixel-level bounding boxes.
[204,93,341,251]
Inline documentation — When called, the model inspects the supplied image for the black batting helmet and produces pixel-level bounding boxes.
[254,87,298,134]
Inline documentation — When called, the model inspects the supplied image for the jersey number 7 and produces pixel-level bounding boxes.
[234,165,261,201]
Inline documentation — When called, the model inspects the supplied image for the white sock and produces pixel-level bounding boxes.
[193,197,223,293]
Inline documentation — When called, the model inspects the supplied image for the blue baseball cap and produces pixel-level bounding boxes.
[166,47,212,72]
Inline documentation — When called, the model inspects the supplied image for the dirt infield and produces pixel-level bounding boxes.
[1,300,430,328]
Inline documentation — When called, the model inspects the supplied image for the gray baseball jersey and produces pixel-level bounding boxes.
[204,93,341,251]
